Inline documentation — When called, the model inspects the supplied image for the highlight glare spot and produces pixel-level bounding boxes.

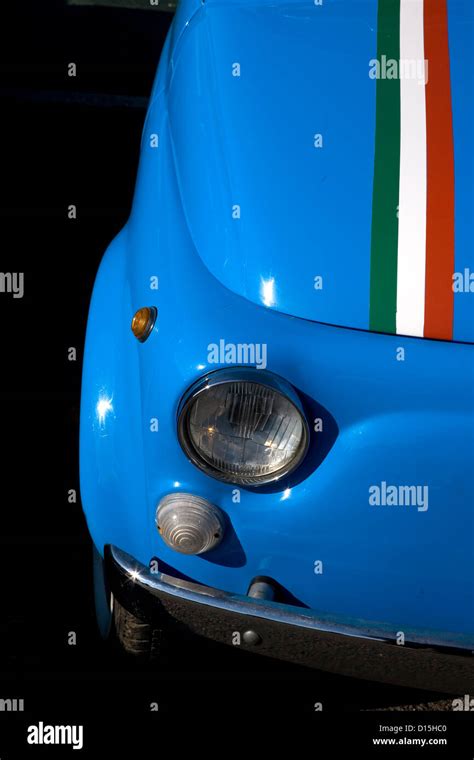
[96,396,113,427]
[260,277,276,307]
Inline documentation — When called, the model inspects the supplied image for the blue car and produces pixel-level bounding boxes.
[80,0,474,692]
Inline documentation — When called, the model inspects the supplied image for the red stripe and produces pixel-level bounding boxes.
[424,0,455,340]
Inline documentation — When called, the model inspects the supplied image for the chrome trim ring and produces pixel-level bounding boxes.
[177,367,310,486]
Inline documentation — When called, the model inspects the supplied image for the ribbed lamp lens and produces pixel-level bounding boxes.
[179,374,308,486]
[156,493,225,555]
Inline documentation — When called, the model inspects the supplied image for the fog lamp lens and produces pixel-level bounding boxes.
[156,493,225,555]
[131,306,157,342]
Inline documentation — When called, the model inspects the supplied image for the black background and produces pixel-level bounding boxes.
[0,0,472,752]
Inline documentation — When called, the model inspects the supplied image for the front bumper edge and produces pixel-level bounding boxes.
[105,545,474,694]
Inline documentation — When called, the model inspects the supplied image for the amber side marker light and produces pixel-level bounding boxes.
[131,306,157,342]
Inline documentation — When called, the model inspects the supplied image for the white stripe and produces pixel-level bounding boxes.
[396,0,427,337]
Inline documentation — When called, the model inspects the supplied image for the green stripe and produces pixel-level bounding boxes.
[369,0,401,333]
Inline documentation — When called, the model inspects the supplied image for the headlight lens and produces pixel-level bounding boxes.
[178,369,309,486]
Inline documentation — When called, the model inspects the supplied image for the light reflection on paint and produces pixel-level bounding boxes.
[173,481,181,488]
[280,487,292,502]
[196,364,206,371]
[260,276,276,307]
[96,395,113,427]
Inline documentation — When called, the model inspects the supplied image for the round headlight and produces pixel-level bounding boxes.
[178,369,309,486]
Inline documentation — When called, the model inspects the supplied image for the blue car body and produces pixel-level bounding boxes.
[80,0,474,683]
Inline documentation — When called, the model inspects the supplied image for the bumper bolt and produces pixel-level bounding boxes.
[243,630,262,646]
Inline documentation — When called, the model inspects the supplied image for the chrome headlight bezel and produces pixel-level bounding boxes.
[177,368,310,487]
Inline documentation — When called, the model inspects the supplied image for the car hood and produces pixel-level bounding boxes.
[167,0,473,342]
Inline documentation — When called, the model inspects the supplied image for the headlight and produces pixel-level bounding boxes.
[177,369,309,486]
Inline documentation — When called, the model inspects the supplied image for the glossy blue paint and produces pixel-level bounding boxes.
[80,0,474,644]
[449,0,474,342]
[168,0,377,330]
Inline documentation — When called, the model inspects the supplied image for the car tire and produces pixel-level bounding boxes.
[112,597,163,660]
[92,542,163,661]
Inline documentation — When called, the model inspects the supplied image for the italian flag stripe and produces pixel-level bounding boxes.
[424,0,455,340]
[370,0,401,335]
[369,0,455,340]
[396,0,427,338]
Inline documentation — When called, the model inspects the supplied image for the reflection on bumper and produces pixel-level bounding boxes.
[105,545,474,694]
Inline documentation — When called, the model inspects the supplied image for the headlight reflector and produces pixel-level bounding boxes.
[178,369,309,486]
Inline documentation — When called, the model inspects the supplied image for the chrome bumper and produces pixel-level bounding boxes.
[105,545,474,694]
